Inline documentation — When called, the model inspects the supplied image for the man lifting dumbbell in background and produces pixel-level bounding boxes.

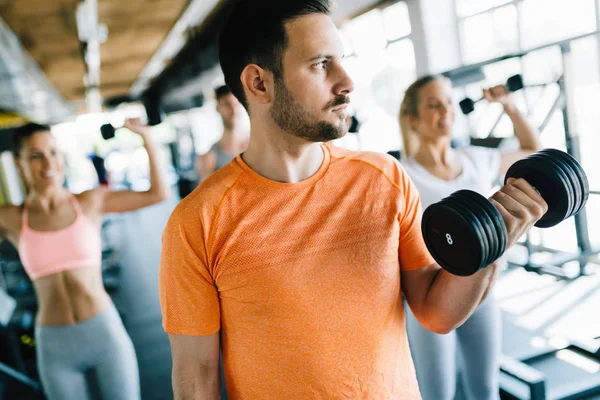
[399,75,542,400]
[158,1,550,399]
[195,85,249,182]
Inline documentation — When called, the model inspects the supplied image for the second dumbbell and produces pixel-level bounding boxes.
[459,74,524,115]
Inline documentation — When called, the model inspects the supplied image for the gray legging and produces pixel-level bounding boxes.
[406,293,501,400]
[35,304,140,400]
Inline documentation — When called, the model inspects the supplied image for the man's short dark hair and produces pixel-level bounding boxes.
[218,0,332,110]
[12,123,51,157]
[214,85,232,101]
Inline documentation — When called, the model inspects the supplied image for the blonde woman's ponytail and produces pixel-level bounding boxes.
[399,99,420,160]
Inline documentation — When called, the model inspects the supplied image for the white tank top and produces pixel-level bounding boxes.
[401,146,502,210]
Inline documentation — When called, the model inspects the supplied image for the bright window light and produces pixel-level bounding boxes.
[521,0,596,49]
[456,0,514,18]
[382,2,411,40]
[461,4,519,64]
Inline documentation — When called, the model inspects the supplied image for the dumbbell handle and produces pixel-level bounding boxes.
[460,75,556,115]
[459,74,524,115]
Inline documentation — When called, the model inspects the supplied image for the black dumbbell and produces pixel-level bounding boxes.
[421,149,589,276]
[100,123,117,140]
[459,74,524,115]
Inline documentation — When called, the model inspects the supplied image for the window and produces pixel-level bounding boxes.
[336,2,416,153]
[457,0,598,64]
[521,0,596,49]
[382,2,411,40]
[345,9,388,56]
[454,0,600,264]
[461,4,519,64]
[456,0,514,18]
[570,36,600,192]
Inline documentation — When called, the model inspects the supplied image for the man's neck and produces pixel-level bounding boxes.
[242,121,324,184]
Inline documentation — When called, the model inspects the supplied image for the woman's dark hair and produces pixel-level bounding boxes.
[12,123,51,157]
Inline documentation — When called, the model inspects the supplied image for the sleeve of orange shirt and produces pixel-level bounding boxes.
[396,163,435,271]
[159,208,221,336]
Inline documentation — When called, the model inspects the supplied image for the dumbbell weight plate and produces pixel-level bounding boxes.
[445,194,491,270]
[100,123,116,140]
[539,148,589,216]
[527,153,576,220]
[506,74,524,92]
[422,201,485,276]
[552,152,582,217]
[543,149,587,215]
[449,191,496,267]
[455,189,506,266]
[505,155,571,228]
[539,151,580,218]
[459,98,476,115]
[473,192,507,263]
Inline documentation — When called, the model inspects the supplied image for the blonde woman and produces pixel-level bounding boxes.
[399,75,541,400]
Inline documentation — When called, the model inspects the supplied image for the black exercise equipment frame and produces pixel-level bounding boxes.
[441,32,600,281]
[499,336,600,400]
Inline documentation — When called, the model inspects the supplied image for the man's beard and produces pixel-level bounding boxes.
[270,78,349,142]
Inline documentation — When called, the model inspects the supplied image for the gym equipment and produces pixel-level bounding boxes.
[459,74,524,115]
[421,148,589,276]
[500,337,600,400]
[100,123,117,140]
[387,150,401,161]
[0,288,16,327]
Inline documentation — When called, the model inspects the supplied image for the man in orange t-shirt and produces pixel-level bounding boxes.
[159,1,547,399]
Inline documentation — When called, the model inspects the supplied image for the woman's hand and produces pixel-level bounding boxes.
[124,118,152,137]
[483,85,514,110]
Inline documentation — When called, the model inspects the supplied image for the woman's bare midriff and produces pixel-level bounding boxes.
[33,266,112,326]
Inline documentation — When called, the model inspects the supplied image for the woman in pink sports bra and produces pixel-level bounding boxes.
[0,119,170,400]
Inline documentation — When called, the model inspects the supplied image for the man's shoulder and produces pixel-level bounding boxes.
[170,162,244,223]
[327,144,405,180]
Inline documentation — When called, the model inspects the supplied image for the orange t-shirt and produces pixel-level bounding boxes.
[159,143,434,399]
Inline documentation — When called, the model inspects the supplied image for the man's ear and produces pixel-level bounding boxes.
[240,64,274,107]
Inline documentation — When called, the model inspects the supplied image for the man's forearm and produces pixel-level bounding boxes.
[173,365,221,400]
[422,262,500,333]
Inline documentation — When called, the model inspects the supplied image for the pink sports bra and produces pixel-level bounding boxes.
[19,194,102,280]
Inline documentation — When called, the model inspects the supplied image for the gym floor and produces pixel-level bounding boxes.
[108,193,600,400]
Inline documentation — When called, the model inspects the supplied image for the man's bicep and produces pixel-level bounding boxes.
[169,332,220,368]
[397,170,435,271]
[169,333,221,399]
[401,263,440,319]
